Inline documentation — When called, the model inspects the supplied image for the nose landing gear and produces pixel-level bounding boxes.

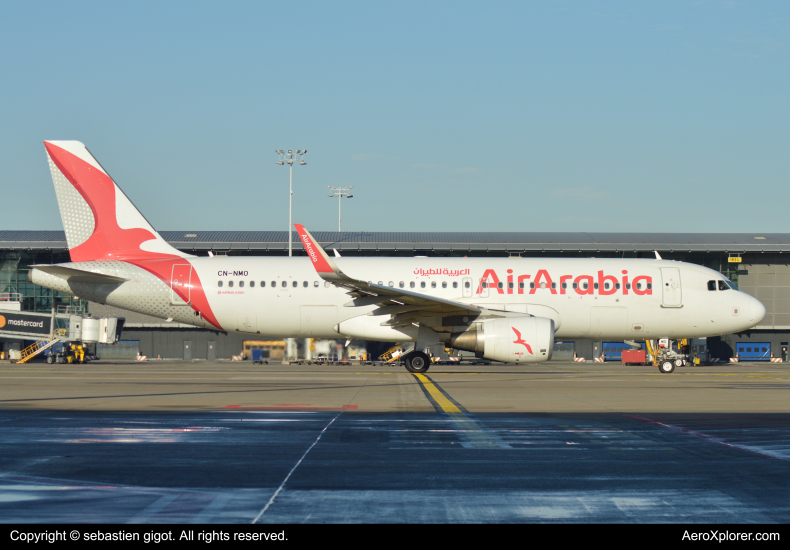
[659,360,675,374]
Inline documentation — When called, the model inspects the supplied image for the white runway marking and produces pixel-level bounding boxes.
[252,411,343,524]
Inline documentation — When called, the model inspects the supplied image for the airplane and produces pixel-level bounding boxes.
[29,141,766,374]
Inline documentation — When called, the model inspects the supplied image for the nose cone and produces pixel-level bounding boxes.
[749,297,767,325]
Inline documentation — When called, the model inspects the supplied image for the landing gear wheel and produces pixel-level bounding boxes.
[659,360,675,374]
[404,352,431,374]
[674,358,683,368]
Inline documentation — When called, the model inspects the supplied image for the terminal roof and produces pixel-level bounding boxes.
[0,230,789,253]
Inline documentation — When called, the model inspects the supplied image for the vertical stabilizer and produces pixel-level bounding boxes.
[44,141,189,262]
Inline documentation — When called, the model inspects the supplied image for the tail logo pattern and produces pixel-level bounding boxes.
[43,141,222,331]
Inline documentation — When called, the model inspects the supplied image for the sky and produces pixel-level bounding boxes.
[0,1,788,234]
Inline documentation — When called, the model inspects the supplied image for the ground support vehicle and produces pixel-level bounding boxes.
[45,342,89,364]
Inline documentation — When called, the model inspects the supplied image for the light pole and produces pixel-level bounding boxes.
[327,186,353,232]
[276,149,307,256]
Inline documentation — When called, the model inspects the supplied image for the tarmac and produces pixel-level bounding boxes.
[0,360,789,523]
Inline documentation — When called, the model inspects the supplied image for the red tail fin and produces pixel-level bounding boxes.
[44,141,188,262]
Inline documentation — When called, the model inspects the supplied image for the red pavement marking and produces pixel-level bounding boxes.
[223,405,358,410]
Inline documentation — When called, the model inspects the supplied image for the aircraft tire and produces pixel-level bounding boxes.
[659,361,675,374]
[674,358,683,368]
[404,352,430,374]
[46,355,54,364]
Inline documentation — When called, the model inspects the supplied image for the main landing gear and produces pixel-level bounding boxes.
[403,351,431,374]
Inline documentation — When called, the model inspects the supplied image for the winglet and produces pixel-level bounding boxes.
[294,224,346,279]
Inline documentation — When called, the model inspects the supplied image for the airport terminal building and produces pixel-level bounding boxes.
[1,230,788,362]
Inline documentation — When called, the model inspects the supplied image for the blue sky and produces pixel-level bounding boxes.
[1,1,787,233]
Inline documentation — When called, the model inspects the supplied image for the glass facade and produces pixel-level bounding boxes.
[0,250,87,313]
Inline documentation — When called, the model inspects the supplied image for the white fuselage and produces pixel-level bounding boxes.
[31,256,765,341]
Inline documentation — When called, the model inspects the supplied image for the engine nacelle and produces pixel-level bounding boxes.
[447,316,554,363]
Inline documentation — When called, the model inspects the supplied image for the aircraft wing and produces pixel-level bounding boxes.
[295,224,496,324]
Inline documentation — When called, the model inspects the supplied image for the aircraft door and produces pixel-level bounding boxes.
[207,340,216,361]
[462,277,473,298]
[170,264,192,305]
[660,267,682,307]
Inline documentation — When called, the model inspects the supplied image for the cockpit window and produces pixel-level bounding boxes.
[726,280,738,290]
[707,280,716,291]
[718,280,729,291]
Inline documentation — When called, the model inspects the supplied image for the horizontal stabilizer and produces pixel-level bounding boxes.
[30,265,129,285]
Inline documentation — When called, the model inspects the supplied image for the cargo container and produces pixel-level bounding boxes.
[621,349,647,365]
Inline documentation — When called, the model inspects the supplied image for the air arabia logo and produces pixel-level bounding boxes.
[476,268,652,296]
[301,235,318,264]
[512,327,533,355]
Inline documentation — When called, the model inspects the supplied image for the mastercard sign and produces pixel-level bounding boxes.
[0,312,51,335]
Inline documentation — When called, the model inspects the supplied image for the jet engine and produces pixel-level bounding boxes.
[445,316,554,363]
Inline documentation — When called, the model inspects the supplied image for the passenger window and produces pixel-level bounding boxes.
[519,282,525,289]
[582,283,588,290]
[431,281,437,288]
[573,283,578,289]
[410,282,416,288]
[497,282,503,289]
[250,281,255,288]
[229,281,234,288]
[292,281,297,288]
[453,282,458,289]
[636,282,641,290]
[718,280,729,291]
[261,281,266,287]
[389,281,394,287]
[218,281,223,288]
[399,281,405,288]
[562,282,567,289]
[239,281,244,288]
[508,282,514,289]
[615,283,620,289]
[420,282,426,289]
[594,283,599,289]
[604,282,609,290]
[442,281,447,288]
[625,283,630,289]
[530,282,535,289]
[324,281,330,288]
[378,281,383,285]
[464,282,470,289]
[708,280,716,291]
[271,281,276,288]
[482,282,487,289]
[551,282,556,289]
[303,281,308,287]
[647,283,652,290]
[314,281,319,287]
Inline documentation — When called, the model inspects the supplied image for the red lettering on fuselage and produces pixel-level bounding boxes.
[471,269,652,297]
[531,270,556,295]
[477,269,502,294]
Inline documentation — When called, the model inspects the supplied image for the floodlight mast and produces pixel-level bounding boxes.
[327,185,353,232]
[276,149,307,256]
